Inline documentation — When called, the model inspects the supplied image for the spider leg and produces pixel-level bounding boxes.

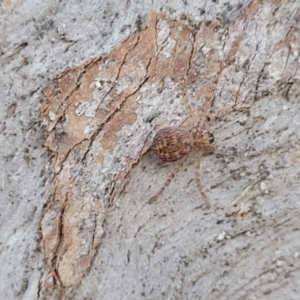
[194,153,211,209]
[147,156,187,204]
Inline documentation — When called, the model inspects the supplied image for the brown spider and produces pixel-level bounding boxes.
[149,122,214,207]
[153,123,214,161]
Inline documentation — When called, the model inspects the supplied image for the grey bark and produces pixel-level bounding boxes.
[1,1,300,299]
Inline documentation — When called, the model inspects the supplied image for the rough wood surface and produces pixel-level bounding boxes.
[1,1,300,299]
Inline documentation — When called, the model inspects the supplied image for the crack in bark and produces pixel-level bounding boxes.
[235,75,246,106]
[254,63,266,101]
[46,193,69,292]
[115,35,140,81]
[186,32,196,77]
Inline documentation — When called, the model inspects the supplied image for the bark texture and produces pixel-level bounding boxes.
[1,1,300,299]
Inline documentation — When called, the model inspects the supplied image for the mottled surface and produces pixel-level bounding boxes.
[1,0,300,300]
[153,123,214,162]
[153,127,192,162]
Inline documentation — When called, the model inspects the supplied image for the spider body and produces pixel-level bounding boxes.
[152,123,214,162]
[152,127,191,162]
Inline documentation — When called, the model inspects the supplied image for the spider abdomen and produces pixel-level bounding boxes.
[152,123,214,162]
[152,127,191,162]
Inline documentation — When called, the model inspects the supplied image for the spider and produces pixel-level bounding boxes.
[149,121,214,207]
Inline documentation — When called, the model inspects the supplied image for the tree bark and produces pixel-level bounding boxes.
[1,1,300,299]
